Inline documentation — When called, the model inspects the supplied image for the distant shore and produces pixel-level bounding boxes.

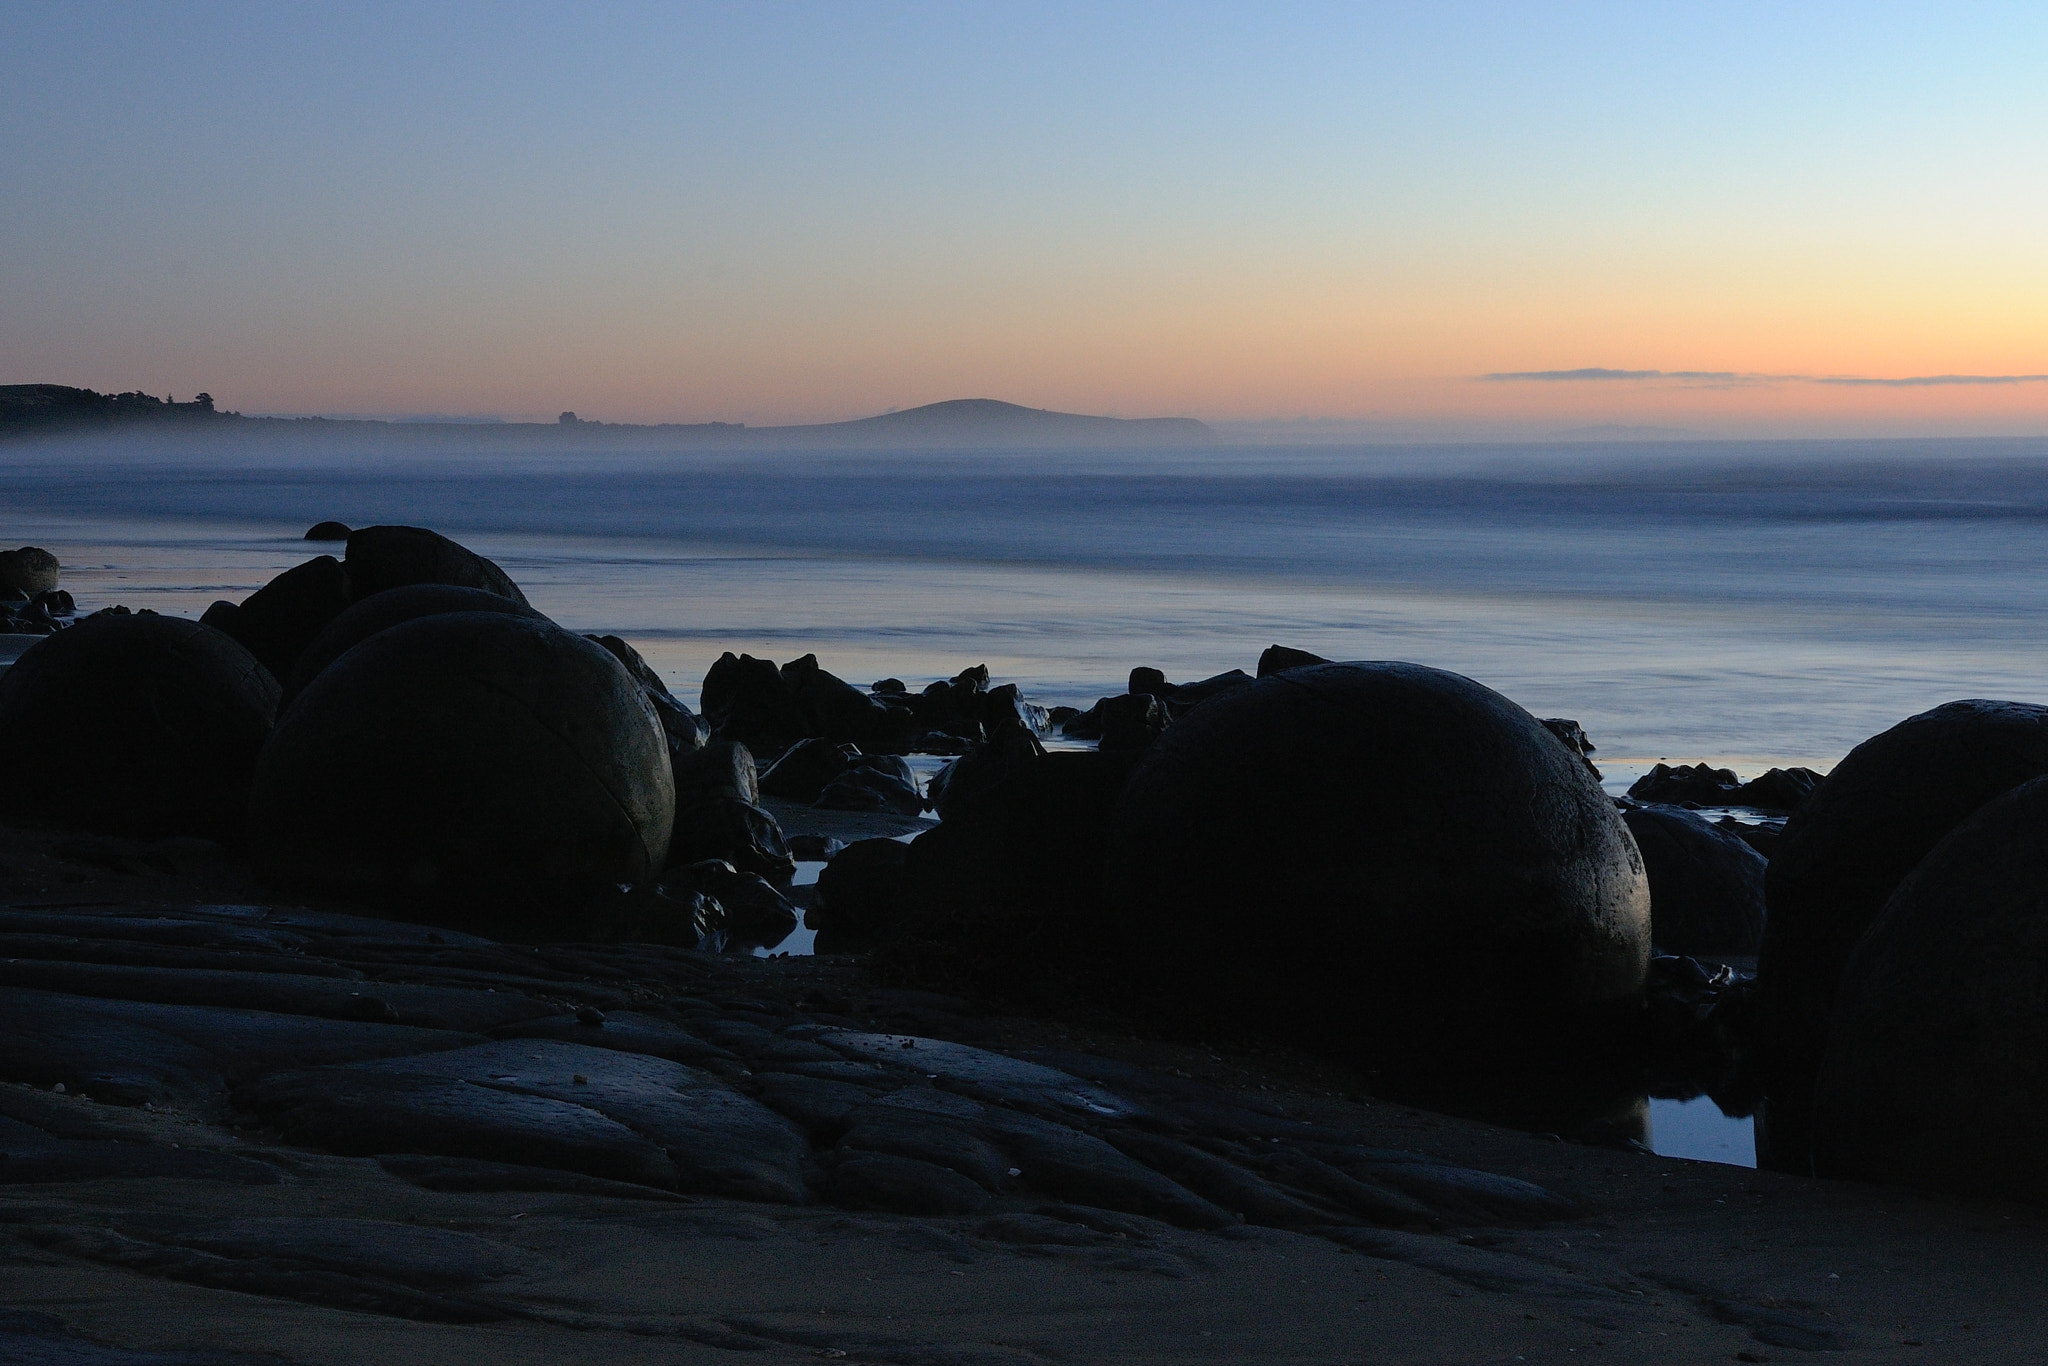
[0,387,1214,451]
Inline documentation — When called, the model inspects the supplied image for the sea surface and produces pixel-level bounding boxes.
[10,432,2048,1165]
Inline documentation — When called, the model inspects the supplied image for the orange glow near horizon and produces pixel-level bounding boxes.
[5,8,2044,439]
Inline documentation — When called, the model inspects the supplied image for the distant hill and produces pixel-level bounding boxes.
[1,387,1213,450]
[0,384,228,433]
[748,398,1214,449]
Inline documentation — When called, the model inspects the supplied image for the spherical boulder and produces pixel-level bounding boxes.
[1110,662,1650,1079]
[1620,802,1767,957]
[304,521,351,541]
[1755,699,2048,1172]
[1811,775,2048,1200]
[0,612,277,839]
[0,547,60,597]
[249,612,672,907]
[279,583,542,710]
[342,525,530,607]
[216,554,353,681]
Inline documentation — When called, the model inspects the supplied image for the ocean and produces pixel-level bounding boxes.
[9,432,2048,1166]
[11,436,2048,780]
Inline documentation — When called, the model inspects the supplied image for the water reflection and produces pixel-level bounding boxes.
[1651,1095,1757,1166]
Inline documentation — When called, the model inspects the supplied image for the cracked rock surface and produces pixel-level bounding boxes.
[4,826,2046,1362]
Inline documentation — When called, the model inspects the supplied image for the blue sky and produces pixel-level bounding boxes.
[4,3,2044,434]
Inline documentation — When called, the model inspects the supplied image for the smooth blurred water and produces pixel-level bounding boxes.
[12,439,2048,774]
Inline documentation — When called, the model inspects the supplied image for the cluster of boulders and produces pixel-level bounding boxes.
[702,653,1045,759]
[0,526,790,950]
[829,651,1664,1103]
[1751,699,2048,1200]
[18,526,2048,1208]
[1628,761,1823,812]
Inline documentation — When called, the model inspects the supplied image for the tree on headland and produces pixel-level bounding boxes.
[0,384,235,435]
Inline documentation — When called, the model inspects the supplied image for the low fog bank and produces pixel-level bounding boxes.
[9,414,2048,486]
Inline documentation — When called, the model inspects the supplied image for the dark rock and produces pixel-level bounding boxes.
[216,555,354,681]
[1812,775,2048,1201]
[1058,700,1104,741]
[977,1108,1229,1227]
[1717,816,1783,860]
[787,832,845,862]
[700,652,810,757]
[1257,644,1329,677]
[1757,699,2048,1172]
[1107,1130,1334,1228]
[872,677,907,695]
[751,1073,881,1138]
[378,1154,685,1200]
[586,633,707,756]
[817,755,925,817]
[1098,692,1168,752]
[839,1099,1012,1189]
[0,613,278,840]
[1628,762,1740,804]
[979,682,1047,735]
[342,525,529,607]
[893,751,1143,990]
[31,588,74,616]
[0,546,60,596]
[827,1152,992,1215]
[672,740,759,809]
[245,1039,808,1201]
[594,881,728,950]
[757,738,855,804]
[1129,666,1170,698]
[0,986,483,1111]
[927,726,1045,821]
[1110,662,1650,1082]
[281,583,541,710]
[1540,719,1601,778]
[1629,762,1823,812]
[782,653,907,752]
[809,838,912,939]
[669,796,795,887]
[669,859,800,946]
[249,612,672,909]
[304,520,351,541]
[491,1010,739,1069]
[1736,767,1823,812]
[1163,670,1255,716]
[1621,803,1768,956]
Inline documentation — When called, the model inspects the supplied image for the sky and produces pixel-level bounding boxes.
[3,3,2045,438]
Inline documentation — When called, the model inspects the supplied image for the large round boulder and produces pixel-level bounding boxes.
[0,547,61,597]
[280,583,542,710]
[0,612,277,839]
[1110,662,1649,1080]
[1756,699,2048,1172]
[342,525,530,607]
[213,554,354,681]
[1811,775,2048,1200]
[1620,802,1767,957]
[249,612,672,908]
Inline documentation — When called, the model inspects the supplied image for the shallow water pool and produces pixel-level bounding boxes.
[1650,1094,1756,1166]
